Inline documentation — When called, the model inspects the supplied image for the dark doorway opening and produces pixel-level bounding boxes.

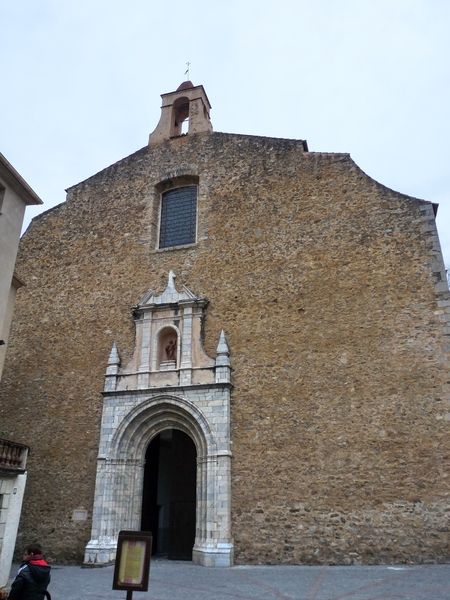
[141,429,196,560]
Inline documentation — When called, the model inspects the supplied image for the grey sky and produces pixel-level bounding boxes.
[2,0,449,268]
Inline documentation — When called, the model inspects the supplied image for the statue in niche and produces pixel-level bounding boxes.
[165,339,176,361]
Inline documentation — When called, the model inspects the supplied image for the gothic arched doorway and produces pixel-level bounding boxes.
[84,393,233,567]
[141,429,196,560]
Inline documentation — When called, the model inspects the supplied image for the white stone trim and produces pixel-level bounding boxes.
[0,473,27,587]
[85,391,232,567]
[88,274,233,567]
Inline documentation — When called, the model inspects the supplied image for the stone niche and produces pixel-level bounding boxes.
[84,272,233,567]
[106,271,221,391]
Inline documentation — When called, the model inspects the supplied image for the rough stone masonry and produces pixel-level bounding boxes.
[0,82,449,565]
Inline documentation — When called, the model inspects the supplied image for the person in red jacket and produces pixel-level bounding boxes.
[7,544,51,600]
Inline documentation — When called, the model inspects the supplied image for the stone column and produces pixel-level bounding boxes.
[192,451,233,567]
[138,313,152,389]
[84,458,118,565]
[84,458,145,566]
[179,305,193,385]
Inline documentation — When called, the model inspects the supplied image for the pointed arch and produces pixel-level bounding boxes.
[85,393,232,567]
[111,394,217,461]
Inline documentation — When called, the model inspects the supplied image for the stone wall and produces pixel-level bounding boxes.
[0,131,448,563]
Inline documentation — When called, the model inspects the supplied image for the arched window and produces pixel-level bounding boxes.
[159,186,197,249]
[171,96,190,137]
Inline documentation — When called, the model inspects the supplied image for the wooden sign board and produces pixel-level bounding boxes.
[113,531,152,593]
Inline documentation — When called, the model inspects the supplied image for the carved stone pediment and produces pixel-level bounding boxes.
[105,271,229,391]
[138,270,199,306]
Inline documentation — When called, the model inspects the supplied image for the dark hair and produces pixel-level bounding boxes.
[24,543,43,556]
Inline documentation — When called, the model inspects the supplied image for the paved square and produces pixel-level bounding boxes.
[9,561,449,600]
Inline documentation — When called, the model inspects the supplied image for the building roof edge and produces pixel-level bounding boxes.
[0,153,43,205]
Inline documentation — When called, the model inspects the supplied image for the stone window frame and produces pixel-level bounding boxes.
[155,175,199,251]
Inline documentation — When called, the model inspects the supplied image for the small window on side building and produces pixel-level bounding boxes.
[159,186,197,249]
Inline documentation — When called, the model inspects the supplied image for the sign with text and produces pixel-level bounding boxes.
[113,531,152,593]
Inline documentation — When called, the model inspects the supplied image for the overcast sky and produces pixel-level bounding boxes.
[2,0,449,269]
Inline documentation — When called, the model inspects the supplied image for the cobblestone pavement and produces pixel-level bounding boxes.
[8,560,450,600]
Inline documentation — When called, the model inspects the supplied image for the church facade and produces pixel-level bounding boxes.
[0,82,449,566]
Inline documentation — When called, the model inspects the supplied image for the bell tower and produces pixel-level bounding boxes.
[148,81,213,145]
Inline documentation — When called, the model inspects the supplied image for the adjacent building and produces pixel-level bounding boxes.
[0,153,41,588]
[0,153,42,377]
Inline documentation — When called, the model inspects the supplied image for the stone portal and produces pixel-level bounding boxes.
[84,272,233,567]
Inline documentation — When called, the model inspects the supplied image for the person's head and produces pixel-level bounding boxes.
[23,543,43,561]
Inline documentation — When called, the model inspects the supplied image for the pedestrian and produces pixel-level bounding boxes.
[6,543,51,600]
